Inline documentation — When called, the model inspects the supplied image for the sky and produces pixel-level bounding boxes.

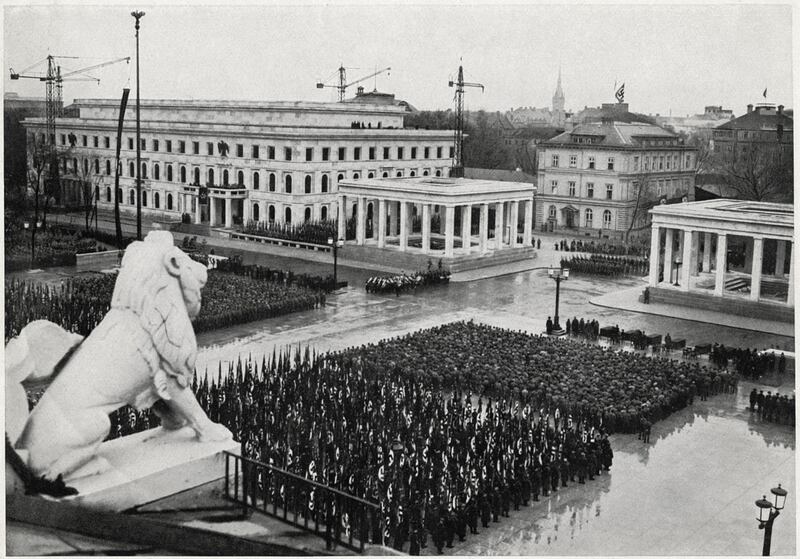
[2,1,794,117]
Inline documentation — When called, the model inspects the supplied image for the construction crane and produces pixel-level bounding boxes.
[316,65,391,102]
[9,54,130,202]
[448,64,484,178]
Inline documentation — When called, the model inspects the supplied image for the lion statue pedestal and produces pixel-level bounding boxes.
[6,231,237,509]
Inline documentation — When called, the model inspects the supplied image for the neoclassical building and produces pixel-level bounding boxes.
[535,104,698,236]
[648,199,793,321]
[22,98,454,227]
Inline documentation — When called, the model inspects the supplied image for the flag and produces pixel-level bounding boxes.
[763,88,768,99]
[615,82,625,103]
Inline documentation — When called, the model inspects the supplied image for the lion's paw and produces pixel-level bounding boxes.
[194,422,233,443]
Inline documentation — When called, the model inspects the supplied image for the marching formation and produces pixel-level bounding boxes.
[560,254,650,277]
[365,267,451,295]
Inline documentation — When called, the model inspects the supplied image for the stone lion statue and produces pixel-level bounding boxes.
[12,231,231,483]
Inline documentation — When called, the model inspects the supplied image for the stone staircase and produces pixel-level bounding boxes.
[449,246,537,273]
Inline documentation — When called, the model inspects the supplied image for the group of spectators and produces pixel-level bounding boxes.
[749,389,795,425]
[710,345,788,379]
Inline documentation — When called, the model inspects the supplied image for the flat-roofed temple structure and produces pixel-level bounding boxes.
[337,177,536,271]
[647,199,794,321]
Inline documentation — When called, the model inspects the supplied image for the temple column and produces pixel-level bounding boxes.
[648,225,661,287]
[421,203,431,254]
[461,204,472,254]
[663,228,674,284]
[680,229,692,291]
[377,199,387,248]
[399,201,409,251]
[479,203,489,254]
[209,197,217,226]
[388,202,397,237]
[356,196,366,245]
[744,239,754,272]
[689,231,700,276]
[494,201,504,250]
[337,195,346,241]
[774,240,786,277]
[444,205,455,258]
[224,197,233,228]
[714,233,727,296]
[523,199,533,246]
[750,236,763,301]
[243,198,250,224]
[194,195,202,224]
[509,201,519,248]
[702,232,712,272]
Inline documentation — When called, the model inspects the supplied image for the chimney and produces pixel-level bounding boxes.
[778,104,784,115]
[747,104,753,113]
[356,86,365,95]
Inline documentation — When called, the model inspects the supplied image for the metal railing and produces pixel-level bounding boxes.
[223,451,383,553]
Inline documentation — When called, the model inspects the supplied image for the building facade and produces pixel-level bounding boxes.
[22,98,454,227]
[535,107,698,236]
[712,103,792,158]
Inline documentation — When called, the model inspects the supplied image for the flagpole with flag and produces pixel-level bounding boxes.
[763,88,768,100]
[615,82,625,104]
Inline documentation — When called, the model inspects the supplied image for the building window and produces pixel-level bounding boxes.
[269,173,276,191]
[282,147,291,161]
[237,170,244,185]
[166,140,172,152]
[411,147,417,159]
[94,159,100,173]
[252,202,259,222]
[181,166,188,183]
[321,175,328,193]
[252,145,259,159]
[659,156,664,170]
[60,134,66,145]
[154,163,160,180]
[208,168,214,184]
[129,162,135,177]
[82,135,87,147]
[104,137,110,148]
[437,146,443,159]
[167,193,173,210]
[337,173,344,185]
[285,207,292,223]
[397,147,404,159]
[253,172,260,190]
[338,147,346,161]
[685,155,692,169]
[634,156,639,171]
[587,183,594,198]
[588,156,595,169]
[585,209,593,228]
[141,139,146,151]
[321,206,328,221]
[607,157,614,170]
[369,147,376,160]
[665,156,671,170]
[237,144,244,157]
[285,175,292,193]
[153,139,159,152]
[106,160,112,175]
[449,146,455,158]
[548,205,556,219]
[179,141,186,154]
[167,165,173,181]
[207,142,214,155]
[93,136,98,148]
[410,170,416,177]
[353,173,360,180]
[304,175,312,193]
[142,190,148,207]
[550,179,558,193]
[193,141,200,155]
[190,167,196,184]
[606,184,613,200]
[603,210,612,228]
[128,137,134,150]
[268,146,275,159]
[129,189,135,205]
[354,147,361,161]
[568,181,576,197]
[657,180,664,196]
[383,147,390,159]
[644,156,649,171]
[435,169,442,177]
[223,169,229,185]
[551,154,559,167]
[154,192,160,209]
[368,172,375,178]
[396,171,403,177]
[306,147,313,162]
[424,147,430,159]
[322,147,330,161]
[304,207,312,222]
[569,154,577,167]
[268,205,275,222]
[106,187,111,202]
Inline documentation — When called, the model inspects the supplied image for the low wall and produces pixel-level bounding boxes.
[649,287,795,323]
[341,244,536,273]
[223,231,332,253]
[76,250,123,270]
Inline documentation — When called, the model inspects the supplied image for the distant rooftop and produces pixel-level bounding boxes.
[716,104,792,131]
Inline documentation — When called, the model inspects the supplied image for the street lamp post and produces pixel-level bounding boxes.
[131,10,145,240]
[531,186,538,234]
[548,266,570,334]
[328,236,344,289]
[755,484,788,556]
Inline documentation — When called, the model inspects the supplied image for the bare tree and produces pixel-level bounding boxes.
[712,144,793,202]
[25,135,51,261]
[76,157,101,234]
[624,171,658,243]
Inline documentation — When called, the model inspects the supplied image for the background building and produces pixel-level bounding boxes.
[535,103,698,239]
[22,98,454,227]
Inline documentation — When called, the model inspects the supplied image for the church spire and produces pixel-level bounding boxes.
[552,66,565,115]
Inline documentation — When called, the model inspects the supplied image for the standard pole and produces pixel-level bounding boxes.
[132,11,145,240]
[333,244,338,288]
[553,276,561,330]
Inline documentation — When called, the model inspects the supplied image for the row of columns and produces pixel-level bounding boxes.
[340,195,533,258]
[649,225,794,305]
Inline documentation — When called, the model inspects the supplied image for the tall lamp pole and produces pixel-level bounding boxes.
[328,236,344,289]
[755,484,788,556]
[131,10,145,240]
[548,266,570,333]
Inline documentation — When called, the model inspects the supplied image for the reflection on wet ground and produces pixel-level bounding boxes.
[194,268,794,555]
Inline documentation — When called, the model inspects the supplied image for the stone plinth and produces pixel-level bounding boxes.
[61,426,238,512]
